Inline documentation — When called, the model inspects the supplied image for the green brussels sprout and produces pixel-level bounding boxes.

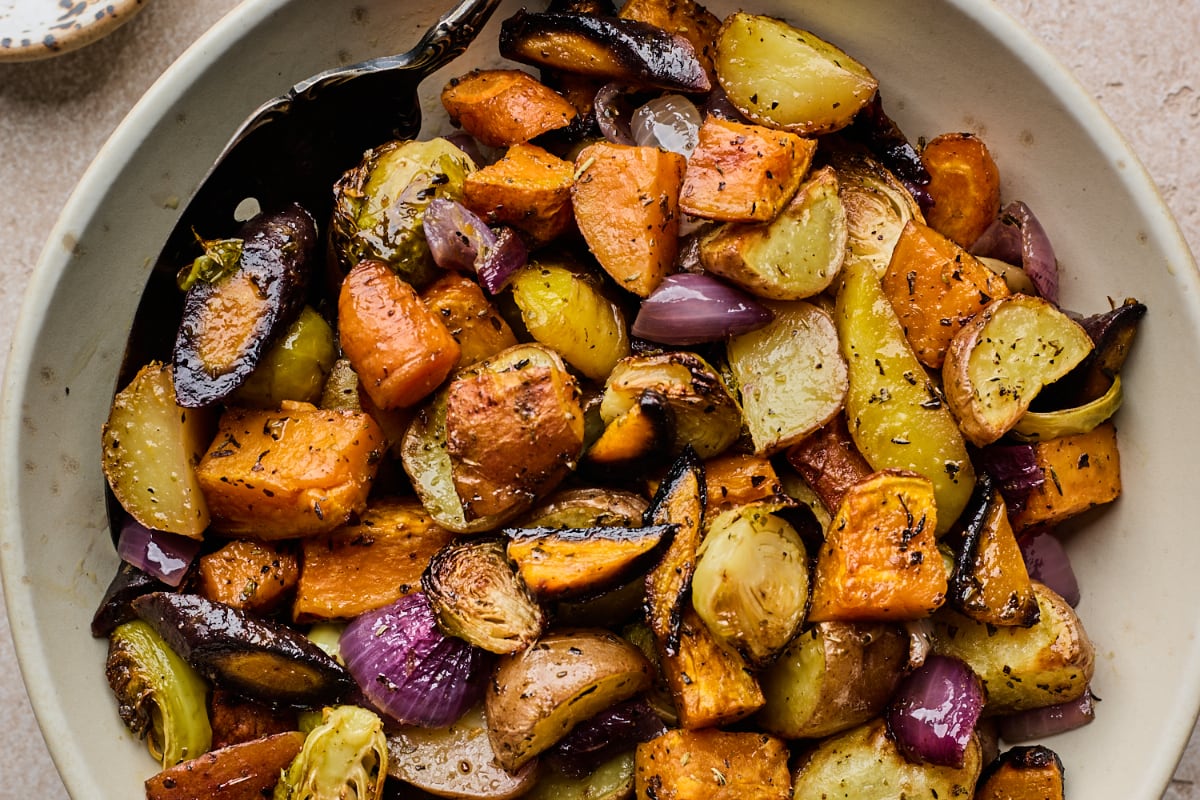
[231,306,337,408]
[331,137,476,288]
[832,150,924,278]
[104,620,212,767]
[275,705,387,800]
[691,502,810,665]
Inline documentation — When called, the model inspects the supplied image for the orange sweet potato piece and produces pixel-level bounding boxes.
[1011,422,1121,531]
[703,453,786,515]
[659,607,765,729]
[420,273,518,370]
[679,116,816,222]
[807,470,948,622]
[197,540,299,612]
[442,69,578,148]
[208,688,297,750]
[975,745,1066,800]
[195,401,383,539]
[882,219,1012,368]
[144,730,305,800]
[573,141,686,297]
[635,728,791,800]
[293,498,457,622]
[922,132,1002,248]
[463,142,576,245]
[784,415,873,513]
[338,258,461,410]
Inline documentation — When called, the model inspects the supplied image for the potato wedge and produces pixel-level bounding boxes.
[727,300,848,455]
[101,362,213,538]
[699,166,847,300]
[486,628,653,770]
[791,719,982,800]
[757,621,908,740]
[635,728,790,800]
[922,132,1002,249]
[943,294,1094,447]
[931,582,1095,713]
[526,751,635,800]
[714,12,877,136]
[835,258,975,533]
[441,68,578,148]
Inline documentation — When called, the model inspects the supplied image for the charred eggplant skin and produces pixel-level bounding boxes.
[499,11,711,94]
[91,562,169,638]
[172,204,317,408]
[131,592,354,707]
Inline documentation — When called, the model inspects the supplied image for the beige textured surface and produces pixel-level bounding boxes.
[0,1,1196,797]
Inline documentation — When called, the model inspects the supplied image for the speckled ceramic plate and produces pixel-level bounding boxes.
[0,0,148,61]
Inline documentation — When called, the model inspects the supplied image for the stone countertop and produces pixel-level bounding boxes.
[0,1,1196,797]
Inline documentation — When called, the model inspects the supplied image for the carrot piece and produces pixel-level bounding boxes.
[196,540,299,613]
[572,141,686,297]
[195,401,383,539]
[293,498,457,622]
[703,453,786,515]
[922,132,1002,248]
[338,258,461,410]
[807,470,948,622]
[463,142,576,245]
[1011,422,1121,531]
[442,69,577,148]
[679,116,816,222]
[882,219,1012,368]
[784,415,873,514]
[144,730,305,800]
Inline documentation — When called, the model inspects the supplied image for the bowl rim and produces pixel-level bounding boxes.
[2,0,1198,796]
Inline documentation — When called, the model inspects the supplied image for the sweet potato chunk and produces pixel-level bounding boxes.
[882,219,1011,368]
[679,116,815,222]
[506,523,675,600]
[293,498,457,622]
[703,453,786,515]
[463,142,576,245]
[573,141,686,297]
[922,132,1002,248]
[195,402,383,539]
[635,728,790,800]
[1011,422,1121,531]
[975,745,1066,800]
[660,607,765,729]
[420,273,518,370]
[808,470,948,622]
[196,540,298,613]
[145,730,304,800]
[442,69,578,148]
[950,479,1039,627]
[338,258,461,410]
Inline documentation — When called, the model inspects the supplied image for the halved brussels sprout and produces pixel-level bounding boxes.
[331,137,475,288]
[105,620,212,767]
[834,151,924,278]
[231,306,336,408]
[275,705,387,800]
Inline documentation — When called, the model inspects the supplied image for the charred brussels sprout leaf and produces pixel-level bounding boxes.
[105,619,212,767]
[331,137,475,288]
[275,705,387,800]
[177,236,244,291]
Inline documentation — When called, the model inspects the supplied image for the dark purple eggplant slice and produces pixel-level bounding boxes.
[131,592,353,707]
[91,562,169,638]
[642,447,705,656]
[1076,298,1146,401]
[172,203,317,408]
[500,10,711,94]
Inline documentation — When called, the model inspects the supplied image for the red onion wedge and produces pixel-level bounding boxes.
[475,226,528,294]
[997,687,1097,743]
[116,516,200,588]
[1019,529,1081,607]
[971,200,1059,303]
[340,592,488,727]
[887,655,985,768]
[975,442,1044,515]
[631,273,773,345]
[423,197,496,273]
[594,82,641,146]
[550,698,667,778]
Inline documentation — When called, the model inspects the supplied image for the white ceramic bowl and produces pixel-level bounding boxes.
[3,1,1198,798]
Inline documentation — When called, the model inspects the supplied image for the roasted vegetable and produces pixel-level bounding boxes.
[1010,422,1122,530]
[702,453,787,515]
[572,141,686,298]
[330,138,475,287]
[106,619,213,767]
[485,628,653,771]
[714,13,877,136]
[635,728,791,800]
[442,69,578,148]
[387,705,539,799]
[726,300,848,455]
[499,10,711,93]
[943,294,1094,446]
[422,536,546,654]
[617,0,720,83]
[208,688,297,749]
[463,142,576,245]
[194,401,383,539]
[274,705,386,800]
[659,606,764,729]
[173,205,316,408]
[783,415,873,514]
[642,449,705,655]
[1011,374,1123,442]
[757,621,907,740]
[691,503,808,665]
[1072,297,1146,402]
[834,151,925,278]
[92,562,167,638]
[975,745,1066,800]
[526,751,635,800]
[145,730,305,800]
[197,539,299,613]
[921,132,1002,249]
[101,362,213,538]
[421,272,519,370]
[585,388,674,471]
[522,487,649,529]
[506,523,675,601]
[679,115,815,223]
[230,306,336,408]
[132,592,354,707]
